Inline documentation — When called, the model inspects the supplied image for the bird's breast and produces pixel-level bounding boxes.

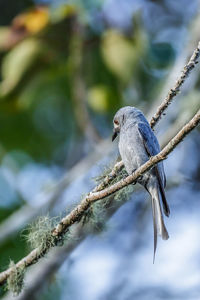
[118,126,149,175]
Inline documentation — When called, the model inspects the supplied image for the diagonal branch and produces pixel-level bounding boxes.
[0,109,199,286]
[149,41,200,128]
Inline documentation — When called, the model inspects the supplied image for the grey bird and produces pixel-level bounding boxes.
[112,106,170,260]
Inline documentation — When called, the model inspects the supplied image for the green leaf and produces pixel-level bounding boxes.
[101,30,136,82]
[0,38,43,96]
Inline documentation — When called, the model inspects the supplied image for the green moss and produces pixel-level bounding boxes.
[86,163,135,232]
[83,201,106,233]
[93,164,113,184]
[94,161,129,186]
[6,261,25,296]
[23,215,59,252]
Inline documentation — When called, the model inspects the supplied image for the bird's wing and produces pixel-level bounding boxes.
[137,122,165,183]
[137,122,160,156]
[137,122,170,217]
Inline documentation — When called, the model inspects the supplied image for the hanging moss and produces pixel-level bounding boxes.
[6,261,25,296]
[83,162,135,233]
[23,215,59,252]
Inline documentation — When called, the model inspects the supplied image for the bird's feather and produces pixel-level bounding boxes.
[137,122,167,195]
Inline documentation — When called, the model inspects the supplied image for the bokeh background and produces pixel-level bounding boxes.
[0,0,200,299]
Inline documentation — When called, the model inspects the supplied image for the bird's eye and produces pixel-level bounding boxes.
[114,120,119,125]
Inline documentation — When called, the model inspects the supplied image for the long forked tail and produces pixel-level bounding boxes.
[155,167,170,217]
[149,183,169,263]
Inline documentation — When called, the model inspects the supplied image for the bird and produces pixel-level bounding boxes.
[112,106,170,260]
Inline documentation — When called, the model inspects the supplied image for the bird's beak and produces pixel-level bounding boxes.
[112,129,119,141]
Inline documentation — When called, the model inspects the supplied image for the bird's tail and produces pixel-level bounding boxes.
[148,183,169,262]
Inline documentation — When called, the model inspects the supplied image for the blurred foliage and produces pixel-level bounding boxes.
[0,2,177,168]
[0,1,33,26]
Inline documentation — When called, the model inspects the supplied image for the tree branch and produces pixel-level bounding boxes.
[0,109,199,287]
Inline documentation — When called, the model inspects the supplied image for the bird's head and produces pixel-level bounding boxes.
[112,116,121,141]
[112,106,142,141]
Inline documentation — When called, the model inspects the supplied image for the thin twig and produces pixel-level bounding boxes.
[0,109,199,286]
[150,41,200,128]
